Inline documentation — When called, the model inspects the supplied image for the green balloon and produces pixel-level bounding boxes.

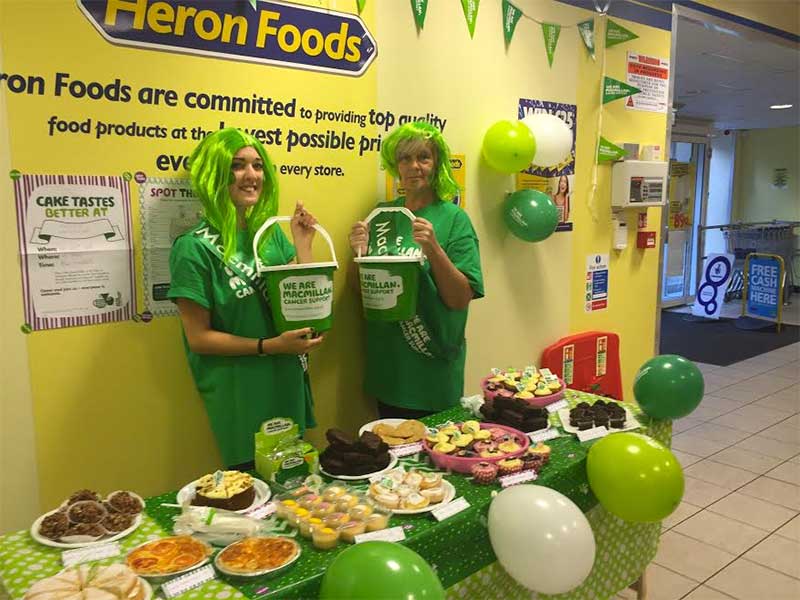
[587,432,684,523]
[482,120,536,173]
[319,541,445,600]
[634,354,704,420]
[503,189,559,242]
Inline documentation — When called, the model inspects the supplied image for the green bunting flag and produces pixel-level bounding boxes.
[461,0,480,38]
[502,0,522,46]
[247,0,257,10]
[410,0,428,29]
[356,0,366,14]
[597,137,627,162]
[603,77,640,104]
[606,19,638,47]
[541,23,560,67]
[577,19,595,59]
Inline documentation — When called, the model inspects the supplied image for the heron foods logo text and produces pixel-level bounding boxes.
[78,0,377,76]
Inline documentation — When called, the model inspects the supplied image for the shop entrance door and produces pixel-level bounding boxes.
[661,136,710,307]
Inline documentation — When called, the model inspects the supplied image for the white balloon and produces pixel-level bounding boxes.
[488,485,595,594]
[521,113,573,168]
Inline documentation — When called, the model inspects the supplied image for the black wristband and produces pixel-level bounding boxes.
[257,337,266,355]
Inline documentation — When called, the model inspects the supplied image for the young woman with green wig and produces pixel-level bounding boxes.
[348,121,484,419]
[168,127,322,468]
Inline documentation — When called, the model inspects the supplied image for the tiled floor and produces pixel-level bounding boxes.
[618,342,800,600]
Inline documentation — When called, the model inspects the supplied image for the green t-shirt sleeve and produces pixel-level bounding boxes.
[445,210,485,299]
[167,235,213,310]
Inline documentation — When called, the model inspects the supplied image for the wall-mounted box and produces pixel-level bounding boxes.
[611,160,668,208]
[637,231,657,249]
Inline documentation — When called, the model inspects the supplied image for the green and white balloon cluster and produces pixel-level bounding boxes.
[482,115,573,243]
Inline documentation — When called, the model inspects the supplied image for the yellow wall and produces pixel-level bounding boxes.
[0,28,40,533]
[569,17,670,401]
[2,0,669,524]
[733,126,800,222]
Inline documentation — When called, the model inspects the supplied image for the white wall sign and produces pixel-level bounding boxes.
[625,52,670,113]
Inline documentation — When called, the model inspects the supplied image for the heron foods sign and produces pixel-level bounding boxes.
[78,0,377,76]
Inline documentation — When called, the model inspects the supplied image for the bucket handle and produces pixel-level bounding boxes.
[357,206,423,259]
[252,216,338,273]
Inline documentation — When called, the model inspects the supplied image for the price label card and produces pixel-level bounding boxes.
[499,470,538,488]
[528,428,561,444]
[355,526,406,544]
[62,542,121,567]
[390,442,424,458]
[546,399,569,413]
[161,564,216,598]
[431,497,470,522]
[247,502,277,519]
[577,426,609,442]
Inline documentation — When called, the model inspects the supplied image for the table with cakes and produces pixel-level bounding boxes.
[1,367,671,600]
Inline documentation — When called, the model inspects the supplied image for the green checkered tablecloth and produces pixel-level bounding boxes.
[0,390,671,599]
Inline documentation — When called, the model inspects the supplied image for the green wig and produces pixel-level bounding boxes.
[380,121,459,201]
[189,127,279,261]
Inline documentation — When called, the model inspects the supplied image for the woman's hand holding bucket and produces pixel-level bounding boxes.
[291,201,317,263]
[349,220,369,255]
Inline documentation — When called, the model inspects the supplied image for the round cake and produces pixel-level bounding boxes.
[191,470,256,511]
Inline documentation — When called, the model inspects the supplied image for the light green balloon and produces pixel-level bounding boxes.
[319,541,445,600]
[482,120,537,173]
[587,432,684,523]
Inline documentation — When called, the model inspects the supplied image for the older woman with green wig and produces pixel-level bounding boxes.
[168,127,323,468]
[349,121,484,419]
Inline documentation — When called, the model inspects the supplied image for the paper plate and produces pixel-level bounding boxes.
[320,453,399,481]
[372,479,456,515]
[557,407,641,435]
[176,478,271,513]
[358,418,407,437]
[30,509,143,549]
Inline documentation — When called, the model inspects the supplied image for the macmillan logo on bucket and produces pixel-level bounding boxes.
[77,0,377,76]
[360,268,403,310]
[279,275,333,321]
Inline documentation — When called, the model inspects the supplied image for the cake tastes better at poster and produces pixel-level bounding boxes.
[12,174,136,331]
[516,98,577,231]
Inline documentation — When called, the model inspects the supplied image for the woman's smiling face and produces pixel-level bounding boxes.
[229,146,264,209]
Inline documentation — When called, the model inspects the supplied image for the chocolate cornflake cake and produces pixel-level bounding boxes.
[39,511,69,540]
[320,429,390,476]
[65,522,105,538]
[107,491,143,515]
[480,395,550,432]
[67,489,101,505]
[67,501,106,524]
[102,512,135,533]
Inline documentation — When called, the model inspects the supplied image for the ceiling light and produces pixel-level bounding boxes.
[770,104,793,110]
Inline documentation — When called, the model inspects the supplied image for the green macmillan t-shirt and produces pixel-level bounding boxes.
[168,223,314,466]
[364,198,484,412]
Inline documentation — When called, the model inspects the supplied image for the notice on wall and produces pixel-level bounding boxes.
[12,174,136,331]
[585,254,609,312]
[138,177,202,316]
[517,98,577,232]
[625,52,669,113]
